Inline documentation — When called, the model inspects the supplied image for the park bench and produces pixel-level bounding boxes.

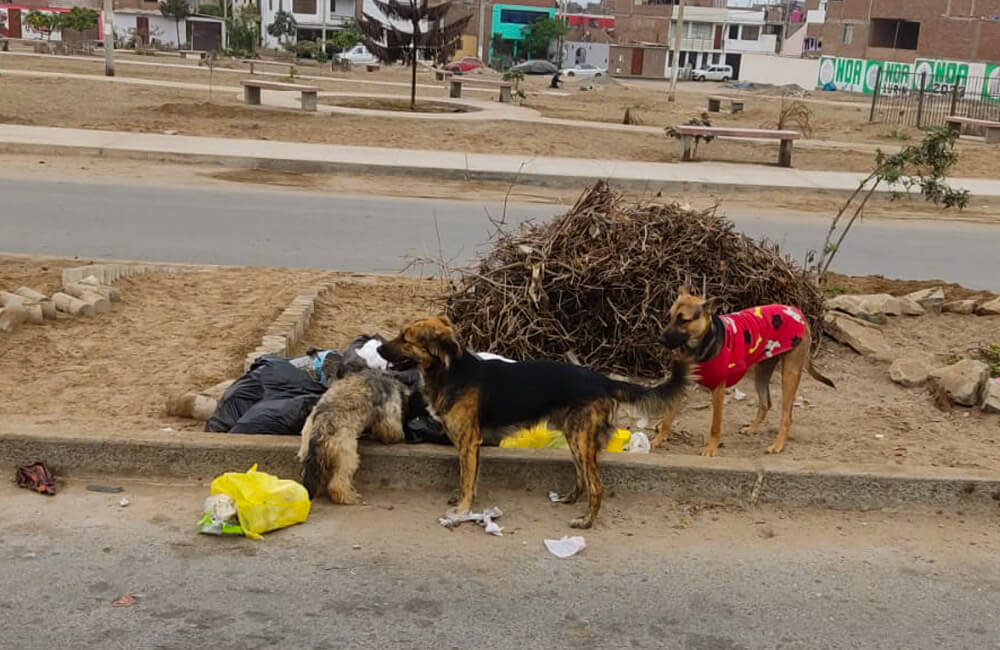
[449,78,513,103]
[707,95,745,114]
[366,63,381,72]
[241,79,321,112]
[671,126,801,167]
[434,69,454,81]
[241,58,296,76]
[944,116,1000,144]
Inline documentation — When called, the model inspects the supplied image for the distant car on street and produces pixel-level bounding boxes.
[445,57,485,74]
[560,63,606,77]
[693,64,733,82]
[510,59,558,75]
[337,44,377,65]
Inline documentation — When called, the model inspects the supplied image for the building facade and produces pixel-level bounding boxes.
[820,0,1000,65]
[261,0,356,47]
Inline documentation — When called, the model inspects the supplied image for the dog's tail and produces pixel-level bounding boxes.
[807,361,836,389]
[300,411,325,500]
[609,358,689,414]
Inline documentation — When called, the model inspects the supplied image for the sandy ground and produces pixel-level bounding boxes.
[3,153,1000,225]
[1,263,997,469]
[2,53,998,176]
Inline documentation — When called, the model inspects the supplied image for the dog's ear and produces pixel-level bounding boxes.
[702,297,723,315]
[419,319,462,368]
[677,286,691,298]
[434,314,454,329]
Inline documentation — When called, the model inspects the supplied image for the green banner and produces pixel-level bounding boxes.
[984,64,1000,103]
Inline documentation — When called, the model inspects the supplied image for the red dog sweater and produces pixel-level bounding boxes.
[694,304,807,389]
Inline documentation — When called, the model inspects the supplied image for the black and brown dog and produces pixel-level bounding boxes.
[378,316,688,529]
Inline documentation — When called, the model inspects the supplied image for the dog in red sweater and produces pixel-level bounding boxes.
[655,287,834,457]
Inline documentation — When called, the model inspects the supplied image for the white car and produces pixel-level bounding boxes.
[337,44,377,65]
[560,63,606,78]
[693,64,733,82]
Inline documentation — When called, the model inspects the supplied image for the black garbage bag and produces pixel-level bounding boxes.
[229,394,322,435]
[206,355,326,434]
[403,389,450,445]
[205,359,267,433]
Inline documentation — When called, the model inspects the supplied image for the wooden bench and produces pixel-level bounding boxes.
[241,59,296,76]
[945,116,1000,144]
[366,63,381,73]
[707,95,745,114]
[671,126,801,167]
[241,79,321,112]
[449,78,513,103]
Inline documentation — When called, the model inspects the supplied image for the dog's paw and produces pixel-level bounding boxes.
[700,445,719,457]
[765,442,785,454]
[569,515,593,529]
[445,506,471,520]
[739,423,759,435]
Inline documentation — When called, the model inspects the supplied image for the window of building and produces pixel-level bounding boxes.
[330,0,336,12]
[741,25,759,40]
[689,22,711,40]
[712,52,721,64]
[269,0,273,11]
[728,24,738,39]
[869,18,920,50]
[292,0,316,14]
[842,24,853,45]
[499,8,549,25]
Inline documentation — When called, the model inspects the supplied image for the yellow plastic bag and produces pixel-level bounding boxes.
[210,465,311,539]
[500,424,568,449]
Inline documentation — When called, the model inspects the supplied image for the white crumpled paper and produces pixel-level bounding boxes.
[544,535,586,559]
[439,506,503,536]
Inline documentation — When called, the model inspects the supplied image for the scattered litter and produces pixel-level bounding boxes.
[732,389,747,401]
[500,424,567,449]
[794,398,805,407]
[874,434,885,440]
[606,428,631,452]
[352,544,361,550]
[544,535,586,559]
[475,352,516,363]
[439,506,504,536]
[628,431,651,453]
[119,497,130,508]
[198,494,243,536]
[22,552,37,559]
[356,338,389,371]
[159,427,173,433]
[111,594,137,608]
[87,485,124,493]
[15,462,57,496]
[163,130,178,135]
[548,491,560,503]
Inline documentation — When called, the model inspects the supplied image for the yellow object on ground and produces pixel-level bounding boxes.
[500,424,568,448]
[499,426,633,452]
[210,464,311,539]
[606,429,631,453]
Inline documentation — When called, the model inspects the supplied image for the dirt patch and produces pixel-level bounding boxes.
[2,60,998,176]
[2,256,997,469]
[825,273,997,302]
[321,97,477,113]
[291,275,445,354]
[0,257,331,435]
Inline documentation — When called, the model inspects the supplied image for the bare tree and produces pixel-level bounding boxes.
[359,0,471,110]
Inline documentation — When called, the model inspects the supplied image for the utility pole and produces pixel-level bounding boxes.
[667,0,685,102]
[223,0,229,50]
[103,0,114,76]
[477,0,487,62]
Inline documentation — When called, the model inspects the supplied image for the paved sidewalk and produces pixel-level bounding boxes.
[3,123,1000,196]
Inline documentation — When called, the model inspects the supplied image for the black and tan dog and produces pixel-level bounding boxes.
[655,288,834,457]
[378,316,688,529]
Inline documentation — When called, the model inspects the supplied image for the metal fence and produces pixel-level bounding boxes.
[869,69,1000,129]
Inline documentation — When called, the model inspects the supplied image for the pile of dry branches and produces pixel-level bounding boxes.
[446,181,824,378]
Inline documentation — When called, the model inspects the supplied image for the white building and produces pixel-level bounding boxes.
[666,6,775,76]
[112,9,225,50]
[261,0,356,48]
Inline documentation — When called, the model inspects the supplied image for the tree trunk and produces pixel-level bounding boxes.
[410,28,417,111]
[176,18,182,50]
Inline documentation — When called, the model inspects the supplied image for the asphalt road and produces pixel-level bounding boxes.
[1,177,998,290]
[2,480,999,650]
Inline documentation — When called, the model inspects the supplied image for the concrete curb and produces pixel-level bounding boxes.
[0,140,870,201]
[3,429,998,513]
[61,261,195,287]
